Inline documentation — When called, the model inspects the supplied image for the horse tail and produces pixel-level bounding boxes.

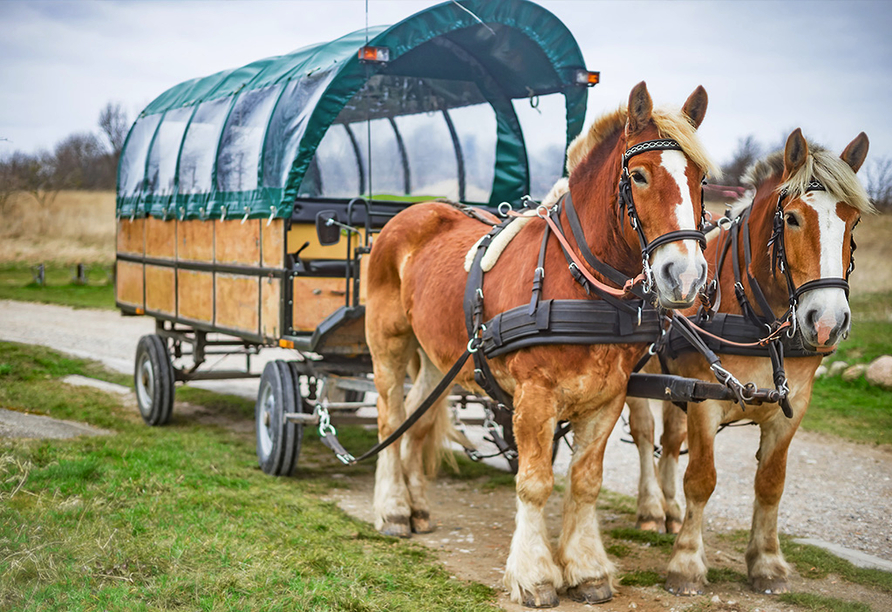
[406,348,474,478]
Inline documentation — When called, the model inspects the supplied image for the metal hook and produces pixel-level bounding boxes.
[241,206,250,224]
[267,206,276,226]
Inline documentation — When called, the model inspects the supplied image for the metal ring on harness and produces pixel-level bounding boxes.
[498,202,513,217]
[536,204,551,219]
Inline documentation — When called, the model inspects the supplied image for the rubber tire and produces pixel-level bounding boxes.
[256,361,301,476]
[134,334,175,426]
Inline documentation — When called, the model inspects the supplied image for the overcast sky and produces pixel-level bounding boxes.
[1,0,890,169]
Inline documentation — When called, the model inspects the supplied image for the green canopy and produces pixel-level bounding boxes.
[116,0,593,221]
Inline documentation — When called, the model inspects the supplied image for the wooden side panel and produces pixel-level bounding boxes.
[177,270,213,324]
[178,220,214,262]
[145,265,176,315]
[116,218,144,255]
[116,260,143,307]
[145,217,176,259]
[215,219,260,265]
[261,218,284,268]
[286,224,367,260]
[215,273,259,334]
[260,277,281,340]
[292,277,347,332]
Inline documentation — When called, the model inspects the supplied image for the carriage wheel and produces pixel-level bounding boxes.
[255,360,304,476]
[134,334,175,426]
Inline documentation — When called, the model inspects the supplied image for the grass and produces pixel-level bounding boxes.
[782,536,892,594]
[803,290,892,447]
[0,341,500,612]
[0,262,115,310]
[778,593,872,612]
[618,570,662,586]
[606,527,675,550]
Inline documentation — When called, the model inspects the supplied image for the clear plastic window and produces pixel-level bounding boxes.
[348,118,406,197]
[393,112,458,201]
[145,107,192,196]
[217,84,281,192]
[118,114,162,197]
[513,93,567,199]
[448,104,497,203]
[178,97,230,195]
[307,124,361,198]
[263,70,335,189]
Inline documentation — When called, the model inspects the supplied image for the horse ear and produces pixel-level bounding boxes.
[783,128,808,178]
[840,132,869,173]
[682,85,708,129]
[627,81,653,135]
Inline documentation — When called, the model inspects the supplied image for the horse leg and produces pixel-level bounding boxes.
[658,401,688,534]
[626,397,666,531]
[558,394,625,604]
[504,384,563,608]
[746,410,800,594]
[399,349,451,534]
[368,318,418,537]
[665,401,721,595]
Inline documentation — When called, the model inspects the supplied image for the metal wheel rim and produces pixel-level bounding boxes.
[136,351,154,416]
[257,380,275,460]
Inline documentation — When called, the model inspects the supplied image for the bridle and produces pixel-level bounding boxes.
[682,179,857,415]
[768,181,854,317]
[617,138,708,294]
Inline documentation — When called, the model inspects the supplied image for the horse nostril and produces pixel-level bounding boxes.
[841,311,851,332]
[806,308,818,329]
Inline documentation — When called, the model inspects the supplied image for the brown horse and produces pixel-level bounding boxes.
[364,82,718,608]
[625,128,871,595]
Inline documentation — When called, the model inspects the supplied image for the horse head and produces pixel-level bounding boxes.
[769,128,871,350]
[566,82,715,309]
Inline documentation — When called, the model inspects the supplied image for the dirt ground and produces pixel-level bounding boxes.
[319,461,892,612]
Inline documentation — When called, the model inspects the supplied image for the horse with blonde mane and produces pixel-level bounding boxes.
[624,128,871,596]
[364,82,718,607]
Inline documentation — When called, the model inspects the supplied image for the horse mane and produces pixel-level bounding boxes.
[743,142,875,213]
[566,105,720,178]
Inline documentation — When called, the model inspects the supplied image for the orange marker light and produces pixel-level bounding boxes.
[279,339,295,349]
[358,45,390,63]
[575,69,600,86]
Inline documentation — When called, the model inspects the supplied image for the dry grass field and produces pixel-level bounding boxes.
[1,190,890,295]
[0,190,116,264]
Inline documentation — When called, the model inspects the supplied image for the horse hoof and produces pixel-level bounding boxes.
[665,519,683,535]
[411,510,434,534]
[750,576,789,595]
[379,516,411,538]
[521,583,559,608]
[567,579,613,604]
[637,518,662,532]
[665,573,703,596]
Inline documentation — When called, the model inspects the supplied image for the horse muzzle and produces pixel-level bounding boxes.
[652,248,708,309]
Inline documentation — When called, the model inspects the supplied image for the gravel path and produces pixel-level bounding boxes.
[2,299,890,562]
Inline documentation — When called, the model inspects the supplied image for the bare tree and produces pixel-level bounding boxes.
[863,156,892,211]
[721,135,762,187]
[98,102,129,155]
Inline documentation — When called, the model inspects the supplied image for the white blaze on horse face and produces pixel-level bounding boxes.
[796,191,851,346]
[648,150,707,306]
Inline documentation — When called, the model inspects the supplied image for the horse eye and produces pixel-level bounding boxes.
[631,171,647,185]
[785,213,800,227]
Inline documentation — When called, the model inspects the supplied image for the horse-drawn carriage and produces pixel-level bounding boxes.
[117,0,872,605]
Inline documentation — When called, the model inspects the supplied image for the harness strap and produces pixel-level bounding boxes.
[336,349,475,464]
